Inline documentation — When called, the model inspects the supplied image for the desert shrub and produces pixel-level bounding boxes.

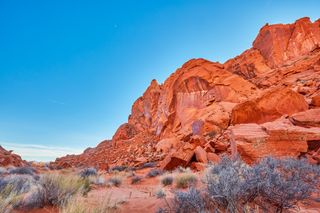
[79,167,97,178]
[0,174,45,210]
[131,176,142,184]
[147,169,163,177]
[139,162,157,169]
[161,174,173,186]
[205,155,256,212]
[40,173,89,206]
[175,171,197,189]
[108,176,122,187]
[109,165,127,173]
[155,188,166,199]
[252,157,320,212]
[8,167,37,176]
[174,188,210,213]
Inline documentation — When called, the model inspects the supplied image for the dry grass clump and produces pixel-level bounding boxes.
[61,194,118,213]
[131,175,143,184]
[160,174,173,186]
[147,169,163,178]
[108,175,122,187]
[8,167,37,176]
[174,170,197,189]
[40,173,90,206]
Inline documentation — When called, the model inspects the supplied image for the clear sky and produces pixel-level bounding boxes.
[1,0,319,161]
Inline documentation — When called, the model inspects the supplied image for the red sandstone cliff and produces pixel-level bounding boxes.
[52,17,320,170]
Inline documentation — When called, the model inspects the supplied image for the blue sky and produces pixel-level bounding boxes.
[1,0,319,161]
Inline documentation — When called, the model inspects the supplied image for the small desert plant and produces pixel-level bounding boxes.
[131,175,142,184]
[139,162,157,169]
[175,171,197,189]
[8,167,37,176]
[155,188,166,199]
[161,174,173,186]
[40,173,89,206]
[147,169,163,177]
[108,176,122,187]
[174,188,210,213]
[79,167,97,178]
[109,165,127,173]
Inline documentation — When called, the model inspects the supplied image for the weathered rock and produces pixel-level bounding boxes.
[160,143,195,170]
[231,88,308,125]
[229,118,320,163]
[290,108,320,127]
[156,137,180,153]
[207,153,221,164]
[112,123,137,146]
[311,95,320,107]
[194,146,208,163]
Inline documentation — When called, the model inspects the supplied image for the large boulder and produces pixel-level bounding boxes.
[229,118,320,163]
[231,88,308,125]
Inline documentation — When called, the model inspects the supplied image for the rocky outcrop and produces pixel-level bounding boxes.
[231,87,308,124]
[53,17,320,169]
[0,146,26,167]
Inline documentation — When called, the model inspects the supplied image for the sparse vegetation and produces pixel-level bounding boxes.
[79,167,97,178]
[109,165,127,173]
[175,170,197,189]
[131,175,142,184]
[155,188,166,199]
[174,188,210,213]
[40,173,90,206]
[159,155,320,213]
[108,176,122,187]
[61,193,118,213]
[147,169,163,177]
[0,167,7,175]
[8,167,37,176]
[139,162,157,169]
[160,174,173,186]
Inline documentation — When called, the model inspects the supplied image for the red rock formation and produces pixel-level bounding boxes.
[53,17,320,169]
[0,146,26,167]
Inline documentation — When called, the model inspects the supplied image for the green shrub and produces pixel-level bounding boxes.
[161,174,173,186]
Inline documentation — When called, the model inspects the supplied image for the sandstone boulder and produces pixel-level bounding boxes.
[194,146,208,163]
[231,88,308,125]
[229,118,320,163]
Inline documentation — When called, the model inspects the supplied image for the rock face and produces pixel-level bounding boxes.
[52,17,320,169]
[0,146,26,167]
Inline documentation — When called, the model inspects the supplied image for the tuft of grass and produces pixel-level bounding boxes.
[108,176,122,187]
[40,173,90,206]
[161,174,173,186]
[131,176,142,184]
[147,169,163,178]
[175,171,197,189]
[61,194,118,213]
